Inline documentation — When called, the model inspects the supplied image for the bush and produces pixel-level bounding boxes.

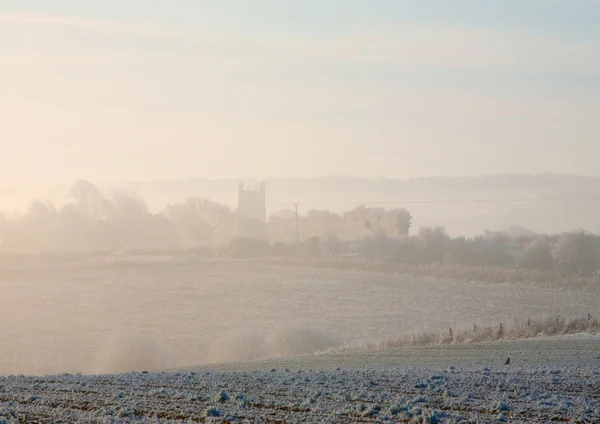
[226,237,269,259]
[519,237,554,271]
[390,237,420,263]
[307,236,321,258]
[554,231,599,275]
[417,226,449,263]
[361,232,391,259]
[270,241,301,258]
[447,237,477,265]
[447,236,514,267]
[322,233,342,256]
[471,236,515,267]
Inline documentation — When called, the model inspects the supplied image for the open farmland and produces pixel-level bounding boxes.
[2,334,600,423]
[1,260,599,376]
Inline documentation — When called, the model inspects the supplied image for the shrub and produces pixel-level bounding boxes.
[554,231,600,275]
[447,237,477,265]
[417,226,449,263]
[226,237,269,259]
[471,236,515,267]
[307,236,321,258]
[361,232,391,259]
[519,237,554,271]
[447,236,514,267]
[270,241,301,258]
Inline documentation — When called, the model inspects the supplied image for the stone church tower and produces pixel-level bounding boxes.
[237,181,266,222]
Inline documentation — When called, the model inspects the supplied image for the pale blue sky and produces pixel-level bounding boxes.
[1,1,599,183]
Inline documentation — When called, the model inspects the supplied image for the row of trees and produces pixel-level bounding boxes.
[357,227,600,276]
[1,180,598,276]
[0,180,412,254]
[225,228,600,276]
[1,181,185,253]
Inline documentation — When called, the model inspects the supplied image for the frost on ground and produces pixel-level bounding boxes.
[2,261,600,376]
[0,366,599,423]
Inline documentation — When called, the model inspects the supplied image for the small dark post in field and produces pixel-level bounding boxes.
[473,323,477,332]
[449,328,453,337]
[497,323,504,338]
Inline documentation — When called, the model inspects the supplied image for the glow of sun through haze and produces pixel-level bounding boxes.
[1,0,599,184]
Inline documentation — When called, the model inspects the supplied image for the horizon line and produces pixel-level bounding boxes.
[2,171,600,189]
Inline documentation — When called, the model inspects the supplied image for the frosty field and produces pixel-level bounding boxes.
[1,260,600,422]
[2,337,600,423]
[1,259,599,376]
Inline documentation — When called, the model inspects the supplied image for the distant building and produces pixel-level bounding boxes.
[237,181,266,223]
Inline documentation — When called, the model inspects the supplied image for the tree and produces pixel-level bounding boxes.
[141,214,182,250]
[388,208,412,237]
[388,236,420,263]
[302,210,343,240]
[102,191,151,250]
[342,206,411,239]
[554,231,599,275]
[342,205,373,239]
[164,197,234,246]
[417,226,449,263]
[519,237,554,271]
[362,231,391,259]
[66,180,108,221]
[470,235,515,267]
[107,190,149,222]
[447,236,477,265]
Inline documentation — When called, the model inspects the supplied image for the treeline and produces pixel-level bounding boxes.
[226,228,600,278]
[356,227,600,276]
[1,180,599,277]
[0,180,411,254]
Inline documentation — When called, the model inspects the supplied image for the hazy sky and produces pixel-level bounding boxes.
[1,1,599,183]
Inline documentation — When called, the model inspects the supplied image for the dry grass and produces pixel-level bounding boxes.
[358,315,600,351]
[261,257,600,291]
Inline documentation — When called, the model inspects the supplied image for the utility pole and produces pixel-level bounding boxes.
[294,202,300,243]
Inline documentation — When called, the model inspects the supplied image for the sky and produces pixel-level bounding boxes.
[1,0,599,183]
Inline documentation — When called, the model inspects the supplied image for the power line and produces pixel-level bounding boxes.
[266,196,600,207]
[142,195,600,214]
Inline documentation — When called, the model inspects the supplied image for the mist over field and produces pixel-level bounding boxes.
[2,1,600,420]
[4,174,600,236]
[0,260,597,376]
[1,176,600,377]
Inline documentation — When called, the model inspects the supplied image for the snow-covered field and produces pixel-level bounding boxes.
[1,260,599,376]
[2,336,600,423]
